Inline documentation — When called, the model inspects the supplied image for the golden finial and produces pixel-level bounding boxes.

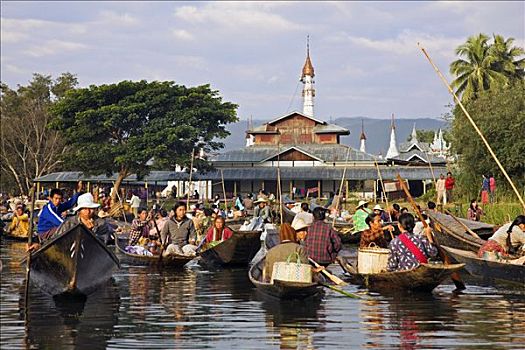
[301,35,315,79]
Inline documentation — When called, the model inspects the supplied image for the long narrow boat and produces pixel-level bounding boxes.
[115,238,194,268]
[249,257,324,299]
[427,211,486,253]
[1,230,29,242]
[198,228,262,267]
[337,256,465,292]
[442,246,525,286]
[25,224,120,296]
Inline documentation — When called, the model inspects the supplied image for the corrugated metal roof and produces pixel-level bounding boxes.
[212,144,376,163]
[389,150,446,164]
[313,124,350,134]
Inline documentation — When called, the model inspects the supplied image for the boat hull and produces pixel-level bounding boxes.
[249,258,323,299]
[28,224,120,296]
[115,239,194,267]
[199,230,262,267]
[337,257,464,292]
[428,211,486,252]
[442,246,525,286]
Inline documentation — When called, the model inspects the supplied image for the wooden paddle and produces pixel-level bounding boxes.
[150,210,165,264]
[24,184,37,312]
[308,257,347,286]
[396,174,466,291]
[319,282,360,299]
[444,209,482,239]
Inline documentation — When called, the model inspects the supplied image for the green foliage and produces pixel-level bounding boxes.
[51,80,238,192]
[450,80,525,193]
[0,73,77,194]
[450,33,525,102]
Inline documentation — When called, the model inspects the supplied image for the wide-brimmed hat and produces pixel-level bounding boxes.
[292,217,310,231]
[73,193,100,212]
[254,198,268,204]
[356,200,368,209]
[373,204,383,211]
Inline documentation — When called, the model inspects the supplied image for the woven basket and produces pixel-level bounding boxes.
[357,243,389,274]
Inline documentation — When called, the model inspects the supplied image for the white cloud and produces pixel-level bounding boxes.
[172,29,194,41]
[98,10,140,26]
[24,39,88,57]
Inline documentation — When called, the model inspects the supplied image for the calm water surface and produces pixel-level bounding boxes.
[1,240,524,349]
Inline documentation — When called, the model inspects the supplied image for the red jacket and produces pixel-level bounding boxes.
[205,226,233,242]
[445,177,455,190]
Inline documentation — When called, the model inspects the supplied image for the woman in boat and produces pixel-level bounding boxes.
[467,199,484,222]
[477,215,525,258]
[352,200,372,234]
[387,213,438,272]
[6,204,29,238]
[359,213,393,249]
[128,208,152,246]
[203,216,234,246]
[263,223,308,281]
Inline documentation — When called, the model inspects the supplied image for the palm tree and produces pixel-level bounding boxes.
[489,34,525,81]
[450,34,508,101]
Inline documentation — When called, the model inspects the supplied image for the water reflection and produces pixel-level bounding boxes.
[20,280,120,350]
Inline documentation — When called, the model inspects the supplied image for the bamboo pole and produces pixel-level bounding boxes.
[220,169,228,212]
[332,148,351,227]
[277,140,283,225]
[418,43,525,212]
[186,148,195,212]
[24,184,36,312]
[374,159,390,218]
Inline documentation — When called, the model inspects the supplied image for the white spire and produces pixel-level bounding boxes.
[411,123,418,142]
[359,119,366,153]
[386,113,399,159]
[301,35,315,117]
[245,116,254,147]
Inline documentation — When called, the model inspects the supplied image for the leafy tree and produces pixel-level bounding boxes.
[0,73,77,195]
[489,34,525,81]
[51,80,238,204]
[450,80,525,193]
[450,33,525,102]
[450,34,507,101]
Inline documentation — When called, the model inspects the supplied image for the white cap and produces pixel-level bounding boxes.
[73,193,100,212]
[292,217,310,231]
[373,204,383,211]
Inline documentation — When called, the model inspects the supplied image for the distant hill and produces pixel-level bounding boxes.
[220,117,449,155]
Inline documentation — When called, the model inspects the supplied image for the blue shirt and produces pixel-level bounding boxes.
[37,193,81,234]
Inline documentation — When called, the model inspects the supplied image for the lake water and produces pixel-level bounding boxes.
[1,240,524,349]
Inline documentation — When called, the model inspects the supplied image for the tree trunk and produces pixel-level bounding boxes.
[111,169,128,208]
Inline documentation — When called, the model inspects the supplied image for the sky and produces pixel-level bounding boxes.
[1,1,524,122]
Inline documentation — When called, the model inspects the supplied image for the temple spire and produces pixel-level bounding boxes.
[301,35,315,117]
[359,119,367,153]
[386,113,399,159]
[411,123,418,142]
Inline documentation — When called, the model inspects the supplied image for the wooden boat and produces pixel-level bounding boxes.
[442,246,525,286]
[25,224,120,296]
[1,230,29,242]
[337,256,465,292]
[249,257,324,299]
[115,238,194,268]
[427,211,486,252]
[198,228,262,267]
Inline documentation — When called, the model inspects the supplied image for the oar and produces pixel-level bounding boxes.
[396,174,466,291]
[319,282,360,299]
[444,209,482,240]
[149,210,165,264]
[24,184,37,313]
[308,257,347,286]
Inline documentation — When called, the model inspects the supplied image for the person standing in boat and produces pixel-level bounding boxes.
[387,213,438,272]
[467,199,484,222]
[37,182,83,240]
[6,204,29,238]
[160,202,197,256]
[477,215,525,258]
[359,213,393,249]
[436,174,446,205]
[304,207,342,266]
[263,223,309,281]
